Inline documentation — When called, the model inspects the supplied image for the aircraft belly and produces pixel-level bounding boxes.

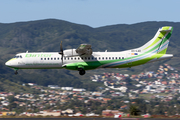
[65,61,102,70]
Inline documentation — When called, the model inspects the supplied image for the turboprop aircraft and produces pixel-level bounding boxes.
[5,26,173,75]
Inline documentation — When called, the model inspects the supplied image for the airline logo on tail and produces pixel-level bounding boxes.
[142,26,173,55]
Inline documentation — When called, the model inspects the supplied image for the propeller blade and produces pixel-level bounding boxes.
[60,41,63,53]
[59,41,64,66]
[61,55,63,66]
[59,41,63,55]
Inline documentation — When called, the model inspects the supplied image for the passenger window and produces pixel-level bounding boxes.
[106,57,108,60]
[99,57,101,60]
[51,58,53,60]
[54,58,56,60]
[122,57,124,59]
[109,57,111,59]
[57,58,59,60]
[85,57,87,60]
[68,57,69,60]
[75,57,76,60]
[112,57,114,59]
[20,55,22,58]
[92,57,94,60]
[41,58,43,60]
[88,57,90,60]
[71,57,73,60]
[81,57,83,60]
[116,57,117,59]
[48,58,49,60]
[44,58,46,60]
[102,57,104,60]
[78,57,80,60]
[119,57,121,59]
[64,57,66,60]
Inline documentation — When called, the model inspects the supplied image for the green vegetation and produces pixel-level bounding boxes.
[0,19,180,91]
[139,93,169,100]
[129,105,141,116]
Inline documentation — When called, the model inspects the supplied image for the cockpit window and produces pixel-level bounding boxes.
[14,55,22,58]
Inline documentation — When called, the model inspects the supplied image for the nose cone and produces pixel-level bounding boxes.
[5,61,11,66]
[5,58,17,67]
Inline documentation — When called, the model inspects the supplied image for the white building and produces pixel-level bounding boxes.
[61,87,73,91]
[73,88,86,92]
[119,86,128,93]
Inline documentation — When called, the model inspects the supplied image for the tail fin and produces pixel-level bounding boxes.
[140,26,173,54]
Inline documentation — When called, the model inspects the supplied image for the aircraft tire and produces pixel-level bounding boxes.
[14,71,18,75]
[79,69,86,75]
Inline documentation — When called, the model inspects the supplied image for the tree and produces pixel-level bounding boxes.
[7,95,17,103]
[8,103,17,111]
[129,105,141,116]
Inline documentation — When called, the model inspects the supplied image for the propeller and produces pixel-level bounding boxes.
[59,41,64,66]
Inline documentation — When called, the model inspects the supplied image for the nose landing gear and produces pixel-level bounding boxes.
[14,69,18,75]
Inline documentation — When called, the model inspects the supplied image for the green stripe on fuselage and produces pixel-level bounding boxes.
[64,59,124,70]
[64,40,168,71]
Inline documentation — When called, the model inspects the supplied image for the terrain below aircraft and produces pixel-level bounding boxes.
[5,26,173,75]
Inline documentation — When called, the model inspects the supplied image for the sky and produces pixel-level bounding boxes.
[0,0,180,28]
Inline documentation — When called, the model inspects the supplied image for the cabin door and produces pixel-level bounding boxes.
[126,52,132,66]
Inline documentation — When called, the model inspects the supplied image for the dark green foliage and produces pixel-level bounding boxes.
[129,105,141,116]
[7,95,17,103]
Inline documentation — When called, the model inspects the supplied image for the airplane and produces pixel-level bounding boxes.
[5,26,173,75]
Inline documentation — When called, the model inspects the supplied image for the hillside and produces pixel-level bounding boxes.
[1,19,180,91]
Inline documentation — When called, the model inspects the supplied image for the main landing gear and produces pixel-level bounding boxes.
[78,68,86,75]
[14,69,18,75]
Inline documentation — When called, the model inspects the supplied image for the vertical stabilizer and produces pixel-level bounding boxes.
[139,26,173,54]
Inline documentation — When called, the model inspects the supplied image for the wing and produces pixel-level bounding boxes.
[76,44,93,56]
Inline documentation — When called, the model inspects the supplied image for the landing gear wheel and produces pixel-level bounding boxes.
[14,70,18,75]
[79,70,85,75]
[78,68,86,75]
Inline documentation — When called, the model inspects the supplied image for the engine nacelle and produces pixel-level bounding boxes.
[76,44,92,55]
[63,44,93,57]
[64,49,78,57]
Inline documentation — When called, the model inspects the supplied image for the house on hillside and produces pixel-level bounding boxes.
[102,110,122,117]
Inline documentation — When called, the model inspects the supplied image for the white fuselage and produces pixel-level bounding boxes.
[5,51,128,69]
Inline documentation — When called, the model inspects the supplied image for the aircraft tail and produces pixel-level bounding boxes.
[139,26,173,54]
